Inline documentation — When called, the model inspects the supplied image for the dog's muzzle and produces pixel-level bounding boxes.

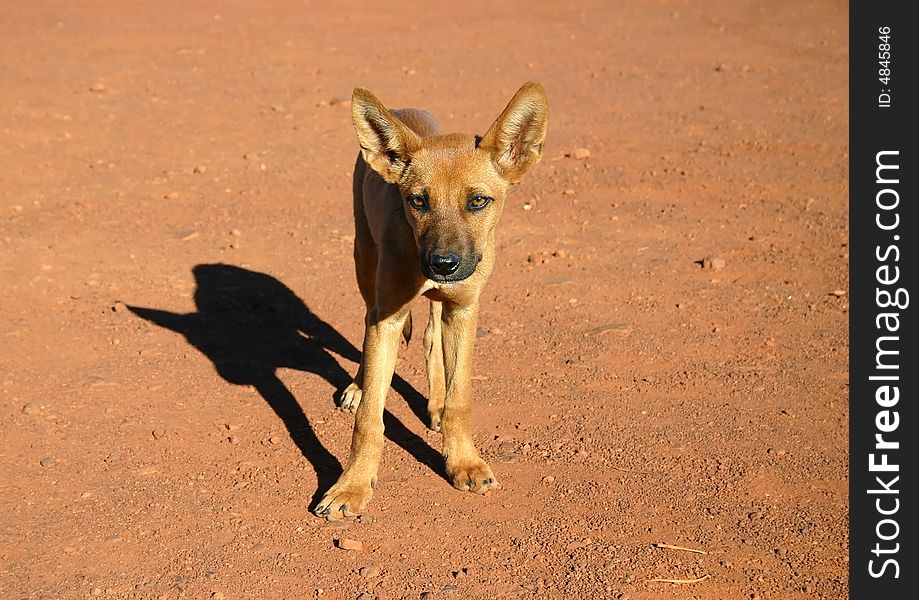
[421,252,479,282]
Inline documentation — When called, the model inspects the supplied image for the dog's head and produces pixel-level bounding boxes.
[351,82,548,283]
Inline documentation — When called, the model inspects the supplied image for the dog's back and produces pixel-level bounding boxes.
[391,108,440,139]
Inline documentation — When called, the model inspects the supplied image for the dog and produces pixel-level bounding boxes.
[315,81,548,519]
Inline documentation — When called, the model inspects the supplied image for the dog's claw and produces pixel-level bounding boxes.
[315,480,373,520]
[338,382,363,412]
[447,458,499,494]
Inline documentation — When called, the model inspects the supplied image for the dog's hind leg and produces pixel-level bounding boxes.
[423,300,446,431]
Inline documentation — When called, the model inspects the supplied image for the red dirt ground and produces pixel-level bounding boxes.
[1,1,849,598]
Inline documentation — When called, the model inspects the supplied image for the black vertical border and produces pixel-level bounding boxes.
[850,2,915,597]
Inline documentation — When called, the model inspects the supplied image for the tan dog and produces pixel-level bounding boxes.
[315,82,548,519]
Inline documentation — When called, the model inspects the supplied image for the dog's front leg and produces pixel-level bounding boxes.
[316,307,407,519]
[440,301,499,494]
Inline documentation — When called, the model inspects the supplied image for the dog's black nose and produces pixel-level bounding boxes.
[429,253,460,276]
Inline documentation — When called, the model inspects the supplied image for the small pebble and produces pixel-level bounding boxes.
[40,457,55,467]
[22,402,43,415]
[359,564,380,578]
[701,256,726,270]
[337,538,363,551]
[542,475,555,484]
[152,428,166,439]
[211,593,225,600]
[89,83,106,93]
[573,147,591,160]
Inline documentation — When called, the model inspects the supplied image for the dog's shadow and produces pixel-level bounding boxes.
[128,263,443,509]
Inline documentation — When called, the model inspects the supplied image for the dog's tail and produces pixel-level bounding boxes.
[402,312,413,345]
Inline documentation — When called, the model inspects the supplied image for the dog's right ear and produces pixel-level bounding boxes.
[351,88,423,184]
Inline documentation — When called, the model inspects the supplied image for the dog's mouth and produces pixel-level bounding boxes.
[420,252,480,283]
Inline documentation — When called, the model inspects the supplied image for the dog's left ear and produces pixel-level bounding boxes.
[479,81,548,184]
[351,87,423,184]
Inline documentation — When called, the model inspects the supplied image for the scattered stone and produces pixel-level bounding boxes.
[359,564,380,578]
[112,301,128,314]
[566,538,592,551]
[268,436,281,445]
[522,201,532,210]
[210,593,225,600]
[224,423,241,431]
[496,440,519,462]
[152,428,166,439]
[337,538,363,551]
[228,436,238,444]
[89,83,106,93]
[572,147,591,160]
[442,584,458,591]
[164,192,180,200]
[193,165,208,174]
[546,277,572,286]
[22,402,43,415]
[40,457,55,467]
[830,289,846,297]
[251,543,267,553]
[701,256,726,270]
[586,322,632,336]
[562,188,576,196]
[230,228,242,237]
[356,594,372,600]
[541,475,555,484]
[90,587,103,596]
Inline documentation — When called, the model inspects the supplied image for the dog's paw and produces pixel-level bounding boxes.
[428,408,443,432]
[314,479,374,520]
[446,458,499,494]
[338,382,363,413]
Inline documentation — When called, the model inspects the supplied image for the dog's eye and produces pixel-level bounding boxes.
[467,195,493,211]
[406,194,428,211]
